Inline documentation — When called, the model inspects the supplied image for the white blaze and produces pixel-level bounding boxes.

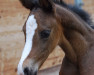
[17,15,37,75]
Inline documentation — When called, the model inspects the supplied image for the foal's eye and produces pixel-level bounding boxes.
[40,30,51,39]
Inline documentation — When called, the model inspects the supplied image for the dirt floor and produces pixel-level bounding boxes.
[38,65,61,75]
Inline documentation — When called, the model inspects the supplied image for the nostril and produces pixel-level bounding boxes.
[34,71,37,75]
[23,67,37,75]
[24,67,29,75]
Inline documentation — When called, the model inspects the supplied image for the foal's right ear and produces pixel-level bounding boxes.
[19,0,38,10]
[39,0,54,13]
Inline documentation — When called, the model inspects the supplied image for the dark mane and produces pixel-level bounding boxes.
[19,0,93,26]
[53,0,93,25]
[91,25,94,29]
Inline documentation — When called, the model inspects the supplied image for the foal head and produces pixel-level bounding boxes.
[17,0,62,75]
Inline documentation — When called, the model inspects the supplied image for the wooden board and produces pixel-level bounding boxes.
[0,0,94,75]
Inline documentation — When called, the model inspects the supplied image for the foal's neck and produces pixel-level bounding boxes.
[56,4,94,64]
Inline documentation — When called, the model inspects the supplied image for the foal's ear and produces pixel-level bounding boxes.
[39,0,54,13]
[19,0,38,10]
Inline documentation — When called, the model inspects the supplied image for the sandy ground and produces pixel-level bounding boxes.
[38,65,61,75]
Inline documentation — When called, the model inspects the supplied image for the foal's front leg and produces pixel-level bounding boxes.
[59,57,79,75]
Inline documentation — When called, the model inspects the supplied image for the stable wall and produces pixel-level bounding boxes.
[0,0,94,75]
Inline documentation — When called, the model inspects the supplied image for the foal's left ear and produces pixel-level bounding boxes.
[39,0,54,13]
[19,0,38,10]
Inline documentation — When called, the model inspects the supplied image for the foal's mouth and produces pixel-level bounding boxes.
[17,67,38,75]
[23,67,37,75]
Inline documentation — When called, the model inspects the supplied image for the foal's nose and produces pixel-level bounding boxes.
[24,67,37,75]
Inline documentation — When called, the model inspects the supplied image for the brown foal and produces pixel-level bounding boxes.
[17,0,94,75]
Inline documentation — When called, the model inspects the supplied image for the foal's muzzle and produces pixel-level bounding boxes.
[24,67,37,75]
[17,59,39,75]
